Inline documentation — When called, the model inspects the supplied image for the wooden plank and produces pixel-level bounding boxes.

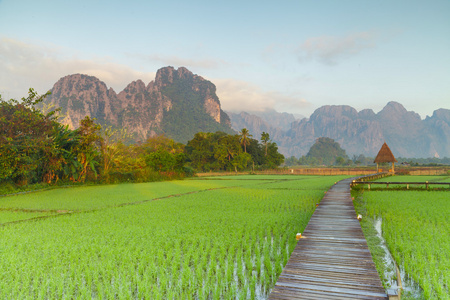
[269,178,388,299]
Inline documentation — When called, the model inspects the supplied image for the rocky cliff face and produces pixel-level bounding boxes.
[291,105,385,156]
[47,74,118,129]
[230,102,450,158]
[228,112,272,137]
[424,109,450,158]
[248,109,297,131]
[44,66,233,142]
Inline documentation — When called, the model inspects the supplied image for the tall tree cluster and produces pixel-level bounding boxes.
[185,130,284,172]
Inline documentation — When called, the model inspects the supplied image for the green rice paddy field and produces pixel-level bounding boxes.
[2,174,448,299]
[0,175,349,299]
[355,175,450,300]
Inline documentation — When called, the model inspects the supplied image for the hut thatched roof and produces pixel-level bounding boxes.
[374,142,397,163]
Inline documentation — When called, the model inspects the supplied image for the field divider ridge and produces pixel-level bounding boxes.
[1,178,286,226]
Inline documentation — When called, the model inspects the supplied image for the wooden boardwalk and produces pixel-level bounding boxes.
[269,178,388,300]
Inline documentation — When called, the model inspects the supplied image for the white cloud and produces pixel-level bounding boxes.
[0,37,310,115]
[0,37,155,99]
[214,78,310,113]
[297,32,377,65]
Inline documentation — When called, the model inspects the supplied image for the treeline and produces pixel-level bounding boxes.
[284,154,374,167]
[396,157,450,166]
[0,90,187,187]
[285,153,450,167]
[0,90,284,188]
[185,130,284,172]
[284,137,450,167]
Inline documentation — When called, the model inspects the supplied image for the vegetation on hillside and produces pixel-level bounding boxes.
[305,137,348,165]
[284,137,352,166]
[161,78,234,143]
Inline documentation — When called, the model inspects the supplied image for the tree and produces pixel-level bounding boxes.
[261,132,270,156]
[335,156,346,166]
[263,142,285,168]
[284,156,299,167]
[74,116,101,182]
[185,132,216,171]
[139,135,185,173]
[231,152,252,173]
[246,138,264,166]
[98,127,133,182]
[0,89,59,184]
[41,123,80,183]
[214,134,241,170]
[239,128,252,153]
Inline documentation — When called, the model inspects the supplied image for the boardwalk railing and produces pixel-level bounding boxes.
[354,172,391,182]
[350,181,450,190]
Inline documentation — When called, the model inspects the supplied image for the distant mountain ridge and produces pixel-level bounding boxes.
[43,66,234,143]
[42,67,449,158]
[229,103,450,159]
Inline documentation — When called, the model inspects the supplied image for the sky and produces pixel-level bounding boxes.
[1,0,449,119]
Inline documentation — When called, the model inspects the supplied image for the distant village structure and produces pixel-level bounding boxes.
[374,142,397,173]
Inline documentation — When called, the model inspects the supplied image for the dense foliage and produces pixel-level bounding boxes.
[185,131,284,172]
[0,90,188,187]
[1,89,61,185]
[0,175,343,299]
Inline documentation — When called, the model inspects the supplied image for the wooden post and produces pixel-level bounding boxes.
[396,264,403,299]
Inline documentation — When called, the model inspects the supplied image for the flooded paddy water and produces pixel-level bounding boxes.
[374,217,425,299]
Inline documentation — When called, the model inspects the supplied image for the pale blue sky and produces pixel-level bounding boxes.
[1,0,449,118]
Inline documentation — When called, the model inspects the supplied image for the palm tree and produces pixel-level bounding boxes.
[239,128,252,153]
[261,132,270,156]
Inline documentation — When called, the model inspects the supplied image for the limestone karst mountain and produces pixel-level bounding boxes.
[229,102,450,159]
[43,66,449,158]
[43,66,233,143]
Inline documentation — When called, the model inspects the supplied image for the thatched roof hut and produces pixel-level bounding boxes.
[374,142,397,173]
[374,142,397,163]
